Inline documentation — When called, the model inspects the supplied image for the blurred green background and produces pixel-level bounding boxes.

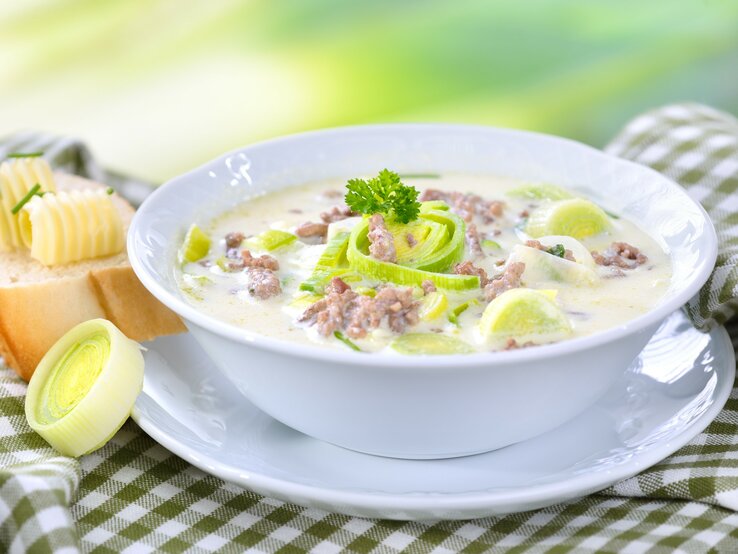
[1,0,737,183]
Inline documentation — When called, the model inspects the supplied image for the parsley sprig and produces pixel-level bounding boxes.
[345,169,421,224]
[547,244,566,258]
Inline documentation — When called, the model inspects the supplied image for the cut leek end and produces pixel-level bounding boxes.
[479,288,572,343]
[25,319,144,457]
[525,199,610,240]
[391,333,474,355]
[179,223,211,263]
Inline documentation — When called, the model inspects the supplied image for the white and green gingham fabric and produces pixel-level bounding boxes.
[3,103,738,553]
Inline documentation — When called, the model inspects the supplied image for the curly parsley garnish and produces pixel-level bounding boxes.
[345,169,421,224]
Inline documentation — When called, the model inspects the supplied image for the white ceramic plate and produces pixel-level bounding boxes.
[132,311,734,521]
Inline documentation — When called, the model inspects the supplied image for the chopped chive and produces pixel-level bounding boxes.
[8,152,43,158]
[448,299,477,326]
[11,183,41,214]
[547,244,567,258]
[106,187,115,195]
[603,208,620,220]
[334,330,362,352]
[399,173,440,179]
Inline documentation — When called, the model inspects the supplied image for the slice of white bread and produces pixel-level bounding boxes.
[0,172,185,381]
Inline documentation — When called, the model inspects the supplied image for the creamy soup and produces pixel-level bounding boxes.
[176,173,672,355]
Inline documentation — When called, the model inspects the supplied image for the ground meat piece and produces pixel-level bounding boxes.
[367,213,397,263]
[298,285,419,339]
[319,190,343,201]
[320,205,358,223]
[295,221,328,240]
[241,249,279,271]
[484,261,525,301]
[373,286,421,333]
[525,239,545,250]
[419,189,505,222]
[454,260,489,287]
[406,233,417,247]
[225,259,245,271]
[421,280,437,294]
[519,209,529,218]
[419,189,445,201]
[487,201,504,218]
[591,242,647,269]
[524,240,575,262]
[246,268,282,299]
[466,223,484,258]
[504,338,535,350]
[225,232,245,249]
[325,276,351,294]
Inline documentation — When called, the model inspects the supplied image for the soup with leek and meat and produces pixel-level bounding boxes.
[175,171,671,355]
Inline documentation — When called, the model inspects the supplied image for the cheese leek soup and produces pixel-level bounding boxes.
[175,171,671,355]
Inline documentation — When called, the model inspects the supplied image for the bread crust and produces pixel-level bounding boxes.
[0,173,185,381]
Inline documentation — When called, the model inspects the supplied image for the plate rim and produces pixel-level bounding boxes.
[131,323,735,518]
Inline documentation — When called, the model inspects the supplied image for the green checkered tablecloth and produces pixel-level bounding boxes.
[3,104,738,553]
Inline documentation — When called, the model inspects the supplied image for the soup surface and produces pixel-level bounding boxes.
[176,173,672,355]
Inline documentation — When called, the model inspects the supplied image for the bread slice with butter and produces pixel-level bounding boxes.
[0,172,185,381]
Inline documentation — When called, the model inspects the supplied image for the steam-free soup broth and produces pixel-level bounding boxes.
[176,172,671,355]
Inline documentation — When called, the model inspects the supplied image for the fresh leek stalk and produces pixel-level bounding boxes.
[507,183,573,201]
[246,229,296,251]
[507,244,598,286]
[25,319,144,457]
[525,199,610,240]
[299,232,351,292]
[478,288,572,343]
[391,333,474,355]
[418,291,448,321]
[179,223,211,263]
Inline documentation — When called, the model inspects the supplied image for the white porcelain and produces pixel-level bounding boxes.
[128,124,718,459]
[132,311,734,520]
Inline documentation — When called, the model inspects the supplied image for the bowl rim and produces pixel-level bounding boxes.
[128,123,719,369]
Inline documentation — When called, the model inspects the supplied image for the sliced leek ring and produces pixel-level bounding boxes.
[391,333,474,355]
[507,183,573,201]
[418,291,448,321]
[25,319,144,457]
[532,235,597,269]
[479,288,572,343]
[179,223,211,263]
[387,218,447,266]
[507,244,598,286]
[245,229,296,252]
[346,209,476,290]
[525,199,610,240]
